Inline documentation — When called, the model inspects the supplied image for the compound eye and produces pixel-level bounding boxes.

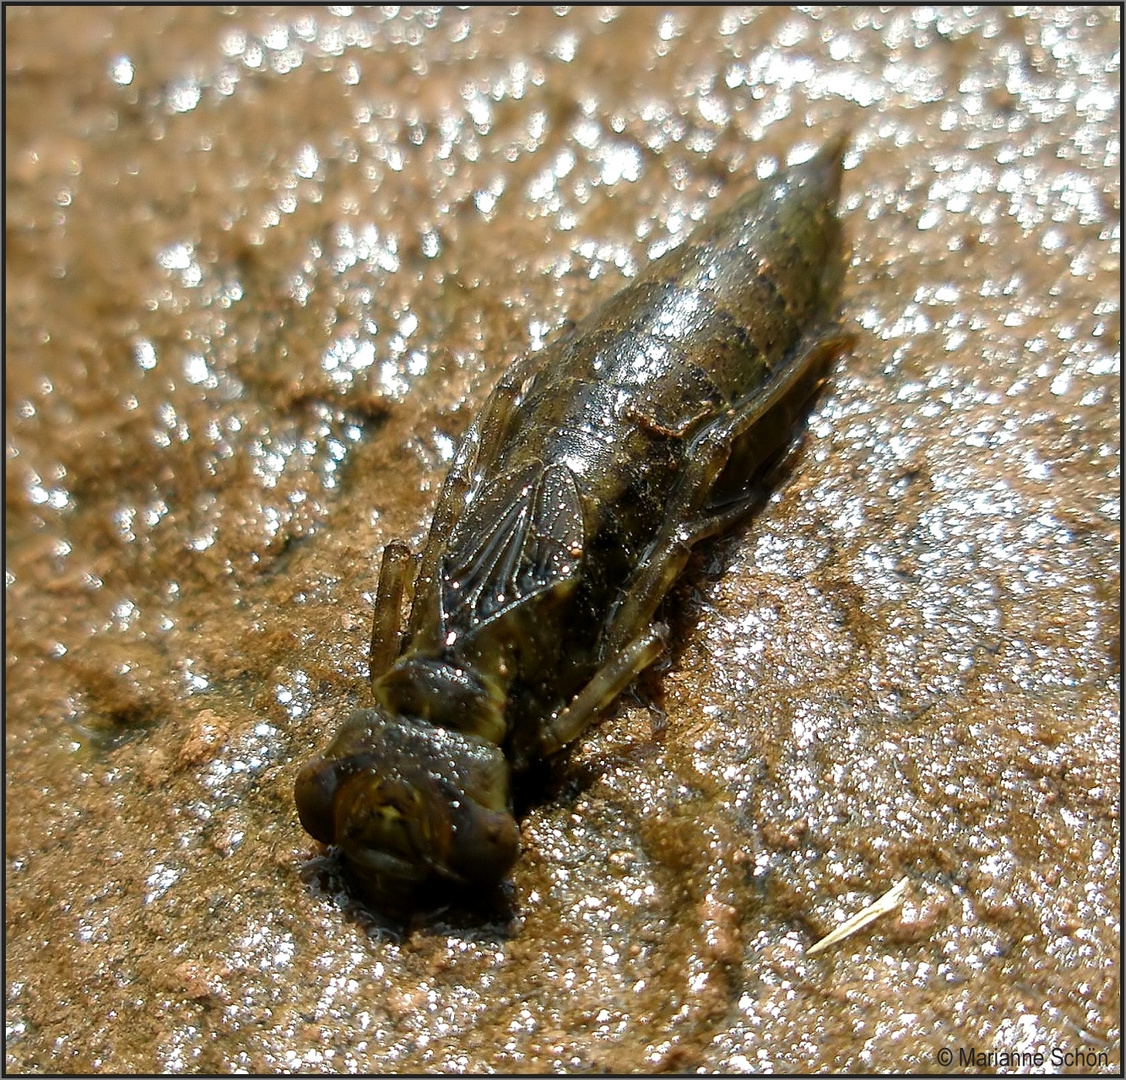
[293,757,341,845]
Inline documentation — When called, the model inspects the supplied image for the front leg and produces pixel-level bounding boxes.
[368,539,413,686]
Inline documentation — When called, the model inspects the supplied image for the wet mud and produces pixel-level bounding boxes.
[5,6,1120,1073]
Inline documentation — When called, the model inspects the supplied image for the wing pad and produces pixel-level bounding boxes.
[440,463,585,630]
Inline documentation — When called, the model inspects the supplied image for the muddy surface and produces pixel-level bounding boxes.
[5,6,1120,1073]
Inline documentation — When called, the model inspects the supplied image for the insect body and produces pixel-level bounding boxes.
[295,135,852,908]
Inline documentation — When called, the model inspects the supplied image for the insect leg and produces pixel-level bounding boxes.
[603,332,848,658]
[539,623,667,756]
[677,403,830,548]
[369,539,413,686]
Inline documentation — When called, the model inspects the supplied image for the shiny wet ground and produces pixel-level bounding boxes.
[5,6,1120,1072]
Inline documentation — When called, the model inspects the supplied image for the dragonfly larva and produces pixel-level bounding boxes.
[295,135,852,909]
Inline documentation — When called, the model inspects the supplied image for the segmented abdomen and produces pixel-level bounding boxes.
[483,141,846,546]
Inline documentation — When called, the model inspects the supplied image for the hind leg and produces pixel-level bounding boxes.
[603,332,847,657]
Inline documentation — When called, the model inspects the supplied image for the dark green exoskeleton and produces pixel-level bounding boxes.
[295,135,853,908]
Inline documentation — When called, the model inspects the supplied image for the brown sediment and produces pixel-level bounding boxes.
[5,6,1119,1073]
